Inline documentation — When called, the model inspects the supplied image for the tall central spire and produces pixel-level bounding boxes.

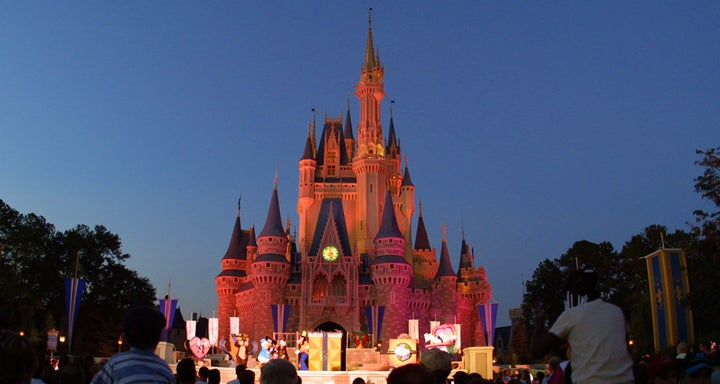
[361,8,383,83]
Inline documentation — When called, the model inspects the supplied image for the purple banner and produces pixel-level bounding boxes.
[478,303,498,347]
[159,298,178,342]
[65,278,86,353]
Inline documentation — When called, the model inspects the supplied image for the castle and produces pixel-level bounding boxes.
[215,14,492,355]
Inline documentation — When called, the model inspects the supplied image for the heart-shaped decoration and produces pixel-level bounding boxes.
[186,336,211,359]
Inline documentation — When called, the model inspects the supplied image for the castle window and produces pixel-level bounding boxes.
[331,275,347,298]
[312,276,329,302]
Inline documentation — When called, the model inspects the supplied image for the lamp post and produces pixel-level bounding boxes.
[117,336,123,353]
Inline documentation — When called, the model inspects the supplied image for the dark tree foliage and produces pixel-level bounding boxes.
[687,146,720,338]
[0,200,157,355]
[522,147,720,362]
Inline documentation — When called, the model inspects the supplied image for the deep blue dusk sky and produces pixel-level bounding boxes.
[1,2,718,327]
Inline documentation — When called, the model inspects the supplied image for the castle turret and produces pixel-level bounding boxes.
[344,101,356,160]
[412,202,437,288]
[298,127,317,256]
[432,225,458,324]
[371,191,411,345]
[400,163,415,262]
[250,182,291,339]
[216,198,249,339]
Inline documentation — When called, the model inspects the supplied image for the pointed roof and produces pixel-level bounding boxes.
[386,115,398,150]
[436,226,456,278]
[413,202,431,250]
[309,198,353,257]
[363,9,377,71]
[301,133,315,160]
[375,191,403,240]
[248,225,257,247]
[401,164,414,187]
[259,186,285,238]
[223,198,249,260]
[344,100,354,141]
[316,120,349,166]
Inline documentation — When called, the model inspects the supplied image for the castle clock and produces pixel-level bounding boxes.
[322,245,339,262]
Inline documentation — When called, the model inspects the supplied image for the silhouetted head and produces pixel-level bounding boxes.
[0,330,37,384]
[565,268,599,300]
[123,304,166,349]
[261,358,298,384]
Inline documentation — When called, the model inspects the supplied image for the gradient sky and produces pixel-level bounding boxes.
[1,2,718,327]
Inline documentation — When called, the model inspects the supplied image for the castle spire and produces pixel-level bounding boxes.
[436,224,456,278]
[364,8,376,71]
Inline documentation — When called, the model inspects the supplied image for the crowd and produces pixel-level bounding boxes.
[1,280,718,384]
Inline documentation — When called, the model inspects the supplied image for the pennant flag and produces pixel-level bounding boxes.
[408,319,419,341]
[645,249,694,352]
[186,320,197,340]
[376,306,385,342]
[208,318,219,345]
[271,304,292,334]
[478,302,499,347]
[454,323,461,351]
[159,297,178,342]
[364,306,374,335]
[65,277,86,354]
[230,317,240,335]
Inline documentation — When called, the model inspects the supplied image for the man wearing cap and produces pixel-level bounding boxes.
[532,268,634,384]
[420,348,452,384]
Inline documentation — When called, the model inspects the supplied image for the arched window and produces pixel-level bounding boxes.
[331,274,347,297]
[312,275,329,303]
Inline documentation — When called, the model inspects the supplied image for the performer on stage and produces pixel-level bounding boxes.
[258,336,272,365]
[296,331,309,371]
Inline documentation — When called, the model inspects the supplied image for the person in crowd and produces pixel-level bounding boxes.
[419,348,452,384]
[59,362,86,384]
[226,364,246,384]
[387,363,435,384]
[646,353,679,384]
[452,370,468,384]
[682,356,713,384]
[175,358,196,384]
[465,372,485,384]
[534,372,545,384]
[90,305,174,384]
[238,369,256,384]
[260,358,298,384]
[195,366,209,384]
[0,329,38,384]
[352,378,366,384]
[207,369,221,384]
[545,356,564,384]
[532,268,633,383]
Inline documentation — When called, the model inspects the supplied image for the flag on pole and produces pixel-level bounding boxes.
[230,317,240,335]
[408,319,419,341]
[159,296,178,342]
[186,320,197,340]
[478,302,499,347]
[645,248,694,352]
[208,318,219,346]
[65,277,86,354]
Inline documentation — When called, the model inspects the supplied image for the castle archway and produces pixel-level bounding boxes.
[314,321,347,371]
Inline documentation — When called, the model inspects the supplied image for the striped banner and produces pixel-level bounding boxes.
[271,304,292,334]
[645,249,694,352]
[65,277,86,354]
[208,318,219,345]
[159,298,178,342]
[478,303,499,347]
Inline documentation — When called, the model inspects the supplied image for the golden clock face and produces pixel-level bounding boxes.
[322,245,339,262]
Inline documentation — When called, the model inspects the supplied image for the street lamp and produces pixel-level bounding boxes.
[117,336,123,353]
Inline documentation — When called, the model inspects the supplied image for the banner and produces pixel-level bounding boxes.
[208,318,219,346]
[186,320,197,340]
[364,305,385,346]
[478,302,499,346]
[65,277,86,353]
[408,319,419,341]
[271,304,292,334]
[230,317,240,335]
[159,297,178,342]
[645,249,694,352]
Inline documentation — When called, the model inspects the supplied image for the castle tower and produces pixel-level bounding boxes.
[250,182,291,339]
[432,226,458,324]
[298,128,317,256]
[412,202,438,288]
[352,12,387,258]
[400,164,415,262]
[215,198,250,339]
[371,191,411,343]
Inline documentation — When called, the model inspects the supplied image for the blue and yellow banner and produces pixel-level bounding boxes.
[645,249,694,352]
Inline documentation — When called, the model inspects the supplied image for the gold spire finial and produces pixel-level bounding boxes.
[442,223,447,242]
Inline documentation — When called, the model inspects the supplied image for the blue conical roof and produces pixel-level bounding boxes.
[259,187,285,238]
[414,206,431,250]
[436,238,455,278]
[375,191,403,240]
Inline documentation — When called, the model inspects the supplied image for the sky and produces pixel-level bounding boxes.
[1,2,718,328]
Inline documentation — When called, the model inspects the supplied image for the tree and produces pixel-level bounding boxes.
[686,146,720,338]
[0,200,157,355]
